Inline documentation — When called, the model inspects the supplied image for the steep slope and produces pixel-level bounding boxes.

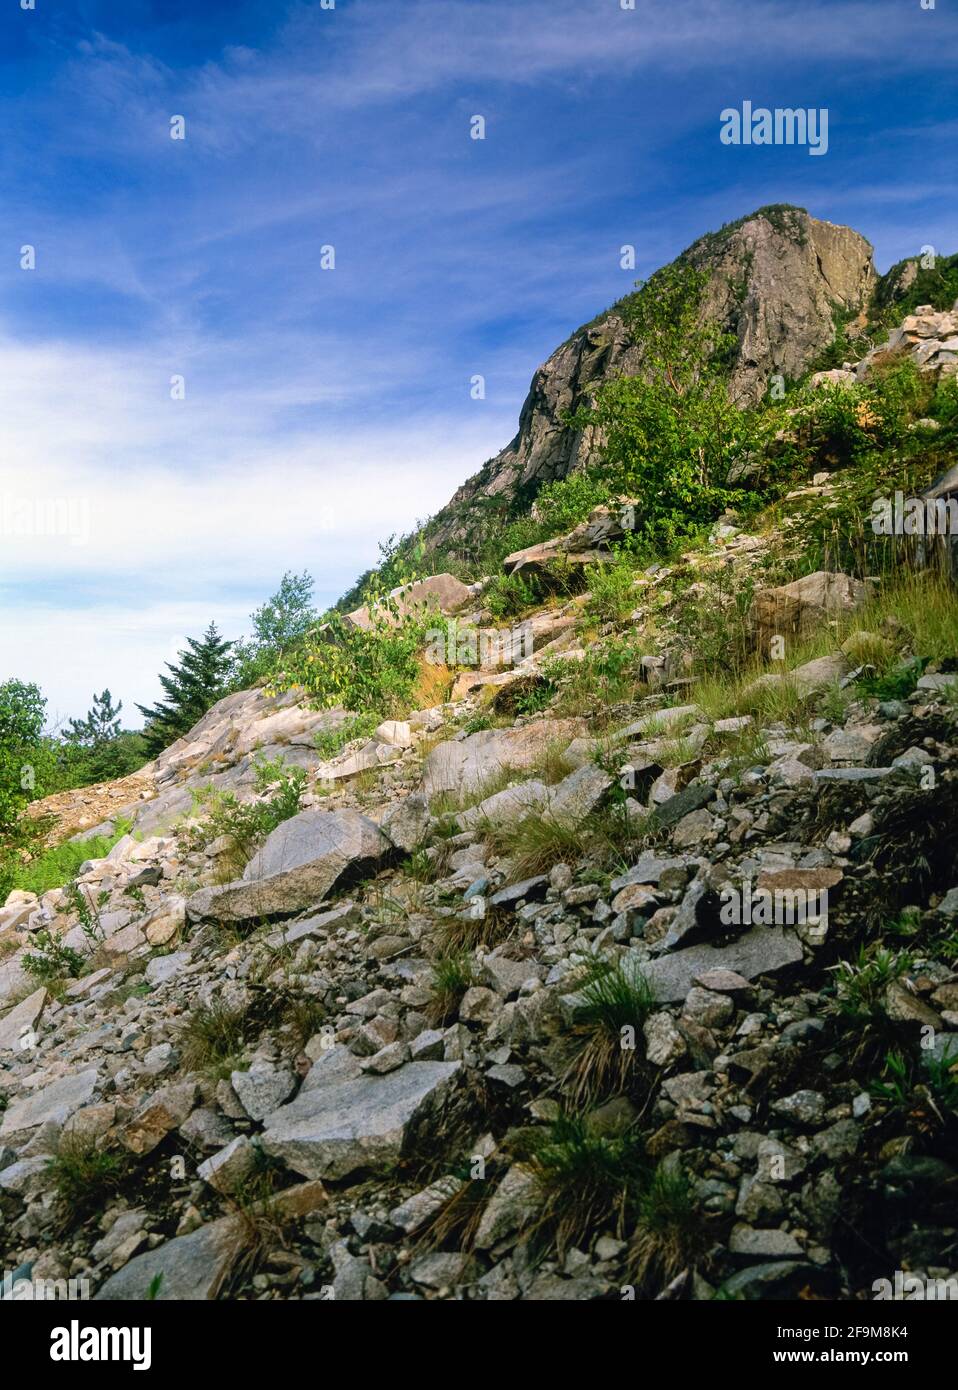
[428,206,876,553]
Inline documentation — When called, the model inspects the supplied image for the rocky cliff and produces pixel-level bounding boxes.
[428,206,876,552]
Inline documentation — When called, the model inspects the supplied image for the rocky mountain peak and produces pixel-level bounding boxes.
[430,206,876,551]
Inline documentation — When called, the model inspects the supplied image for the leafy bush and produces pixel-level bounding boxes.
[22,928,87,983]
[278,600,448,718]
[583,550,641,624]
[185,756,306,874]
[12,820,132,897]
[232,571,318,688]
[570,264,759,552]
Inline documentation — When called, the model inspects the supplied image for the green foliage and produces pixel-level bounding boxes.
[571,264,759,551]
[871,252,958,330]
[178,999,255,1075]
[313,712,380,760]
[563,955,654,1103]
[534,472,612,536]
[583,549,641,624]
[545,636,645,720]
[278,599,447,718]
[0,679,61,901]
[871,1048,958,1123]
[185,755,306,873]
[22,929,87,983]
[521,1110,649,1257]
[9,820,132,897]
[59,690,147,787]
[427,952,475,1026]
[0,679,51,839]
[628,1163,707,1291]
[832,945,913,1022]
[47,1135,129,1220]
[232,571,318,687]
[136,622,235,757]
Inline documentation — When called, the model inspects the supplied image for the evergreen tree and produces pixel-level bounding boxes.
[62,690,145,784]
[136,623,234,756]
[66,689,122,750]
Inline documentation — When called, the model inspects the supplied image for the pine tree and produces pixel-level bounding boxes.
[64,686,125,783]
[66,689,123,750]
[136,623,235,756]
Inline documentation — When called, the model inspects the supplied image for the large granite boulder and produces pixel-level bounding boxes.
[186,808,391,924]
[260,1046,461,1180]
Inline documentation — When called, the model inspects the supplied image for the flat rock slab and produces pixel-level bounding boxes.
[94,1216,244,1301]
[423,720,585,800]
[260,1047,461,1180]
[187,808,390,923]
[562,928,803,1012]
[0,986,46,1053]
[636,928,804,1003]
[652,781,715,830]
[0,1067,99,1138]
[0,953,31,1006]
[611,855,697,891]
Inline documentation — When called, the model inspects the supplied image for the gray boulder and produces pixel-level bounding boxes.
[260,1046,460,1180]
[187,809,391,923]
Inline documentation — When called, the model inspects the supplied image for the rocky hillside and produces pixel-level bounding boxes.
[427,206,877,553]
[1,296,957,1304]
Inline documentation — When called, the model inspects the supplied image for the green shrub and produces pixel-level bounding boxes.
[583,550,640,624]
[185,756,306,874]
[12,819,132,897]
[277,602,446,717]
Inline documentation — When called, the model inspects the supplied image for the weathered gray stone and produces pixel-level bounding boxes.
[423,720,585,799]
[94,1216,245,1301]
[186,809,391,923]
[260,1047,461,1180]
[588,927,801,1007]
[0,1068,99,1139]
[0,987,46,1053]
[230,1063,297,1122]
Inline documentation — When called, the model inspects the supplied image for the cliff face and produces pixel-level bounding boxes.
[429,207,876,550]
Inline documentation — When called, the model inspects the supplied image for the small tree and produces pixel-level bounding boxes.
[136,623,234,757]
[233,571,317,685]
[61,690,145,785]
[0,679,48,839]
[571,262,760,551]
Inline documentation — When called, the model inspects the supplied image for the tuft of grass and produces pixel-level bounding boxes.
[178,1000,256,1077]
[426,952,476,1026]
[562,955,655,1104]
[47,1135,129,1223]
[832,944,913,1022]
[482,811,590,878]
[520,1111,649,1258]
[627,1163,710,1292]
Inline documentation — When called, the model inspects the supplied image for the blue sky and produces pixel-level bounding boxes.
[1,0,954,724]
